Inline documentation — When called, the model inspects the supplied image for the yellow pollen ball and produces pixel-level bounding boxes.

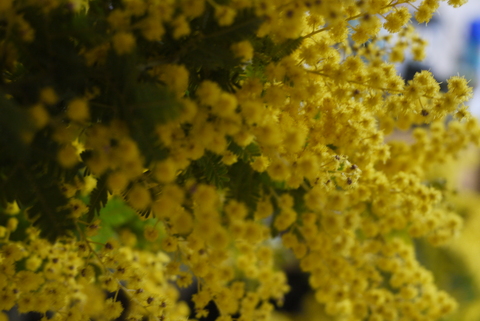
[107,171,129,194]
[67,98,90,122]
[267,158,291,181]
[57,144,79,168]
[154,158,177,183]
[112,32,136,55]
[144,225,159,242]
[231,40,254,61]
[196,80,222,106]
[127,184,152,211]
[39,87,59,105]
[29,104,49,129]
[251,156,270,172]
[0,0,12,11]
[215,6,236,26]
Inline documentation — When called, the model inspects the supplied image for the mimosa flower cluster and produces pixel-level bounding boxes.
[0,0,478,321]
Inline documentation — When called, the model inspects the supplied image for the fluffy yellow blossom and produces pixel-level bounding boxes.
[107,171,129,194]
[162,235,178,252]
[231,40,254,61]
[156,64,189,97]
[67,98,89,122]
[39,87,59,105]
[222,151,238,165]
[127,184,152,211]
[171,15,191,39]
[57,144,79,168]
[0,2,478,321]
[154,158,177,183]
[215,6,236,26]
[112,32,136,55]
[139,17,165,41]
[104,298,124,320]
[448,0,468,7]
[212,92,238,117]
[384,7,411,33]
[415,0,439,24]
[181,0,205,18]
[15,16,35,42]
[144,225,159,241]
[197,80,222,106]
[0,0,12,12]
[4,201,19,215]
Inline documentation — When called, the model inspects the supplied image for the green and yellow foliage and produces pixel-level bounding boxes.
[0,0,479,320]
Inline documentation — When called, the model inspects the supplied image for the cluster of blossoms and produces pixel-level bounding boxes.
[0,0,478,321]
[0,223,189,321]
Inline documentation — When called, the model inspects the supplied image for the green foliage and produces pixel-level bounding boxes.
[228,141,261,162]
[0,0,333,249]
[86,173,109,223]
[255,36,304,63]
[1,166,75,242]
[151,6,262,94]
[326,143,338,151]
[189,152,230,189]
[8,8,92,101]
[90,196,136,245]
[226,160,261,211]
[0,0,271,241]
[416,239,479,304]
[0,95,34,162]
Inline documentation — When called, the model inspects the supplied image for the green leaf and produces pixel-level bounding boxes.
[183,41,239,72]
[130,83,181,126]
[426,178,448,191]
[29,128,83,184]
[6,167,76,243]
[86,173,109,222]
[271,37,304,62]
[98,196,136,226]
[9,8,89,100]
[90,224,116,246]
[253,36,304,63]
[126,83,178,166]
[226,160,261,211]
[228,141,261,163]
[260,171,287,190]
[189,152,230,189]
[326,144,338,151]
[290,187,308,215]
[0,96,35,163]
[203,8,263,43]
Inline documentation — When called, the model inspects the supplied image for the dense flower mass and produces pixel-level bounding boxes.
[0,0,479,320]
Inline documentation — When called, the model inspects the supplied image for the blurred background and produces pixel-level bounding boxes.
[400,1,480,115]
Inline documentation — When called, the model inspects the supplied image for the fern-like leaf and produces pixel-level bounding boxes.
[189,152,230,189]
[203,8,263,43]
[86,174,109,222]
[254,36,304,63]
[5,167,76,243]
[271,37,304,62]
[0,96,35,164]
[228,141,261,163]
[226,160,261,211]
